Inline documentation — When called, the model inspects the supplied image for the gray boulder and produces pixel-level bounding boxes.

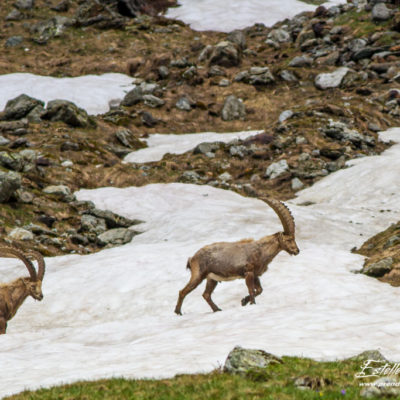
[265,159,289,179]
[143,95,164,108]
[209,41,241,68]
[361,377,400,398]
[248,66,275,85]
[221,95,246,121]
[8,227,34,241]
[88,208,142,229]
[362,257,393,277]
[227,30,246,49]
[268,28,291,43]
[289,55,313,67]
[97,228,137,246]
[80,214,107,235]
[176,97,192,111]
[3,94,44,120]
[42,100,93,127]
[31,16,73,44]
[315,67,350,90]
[14,0,34,9]
[224,346,282,375]
[43,185,74,201]
[0,171,21,202]
[5,36,24,48]
[372,3,391,21]
[193,142,221,155]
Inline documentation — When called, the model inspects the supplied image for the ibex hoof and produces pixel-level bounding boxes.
[174,309,182,316]
[213,307,222,312]
[241,298,249,306]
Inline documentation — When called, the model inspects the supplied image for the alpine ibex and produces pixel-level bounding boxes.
[175,197,299,315]
[0,246,45,334]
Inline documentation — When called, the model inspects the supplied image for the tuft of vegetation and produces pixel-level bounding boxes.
[6,356,376,399]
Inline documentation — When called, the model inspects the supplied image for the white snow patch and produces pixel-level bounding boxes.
[1,128,400,397]
[0,73,136,115]
[166,0,346,32]
[125,130,262,163]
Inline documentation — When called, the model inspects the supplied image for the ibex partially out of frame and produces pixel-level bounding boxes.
[175,198,299,315]
[0,246,45,334]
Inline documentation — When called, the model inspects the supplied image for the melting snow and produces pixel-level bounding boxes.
[0,73,135,116]
[125,130,262,163]
[1,129,400,397]
[166,0,346,32]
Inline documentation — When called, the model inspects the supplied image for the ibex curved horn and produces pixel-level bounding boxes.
[0,246,37,281]
[26,250,45,281]
[261,197,295,236]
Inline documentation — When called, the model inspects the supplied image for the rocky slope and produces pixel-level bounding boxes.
[0,0,400,258]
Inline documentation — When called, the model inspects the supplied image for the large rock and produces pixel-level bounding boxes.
[315,67,350,90]
[224,346,282,375]
[14,0,34,9]
[80,214,107,235]
[42,100,94,127]
[88,208,142,228]
[362,257,394,277]
[8,227,34,241]
[0,171,21,202]
[2,94,44,120]
[209,41,241,68]
[267,28,291,43]
[372,3,391,21]
[265,159,289,179]
[361,377,400,398]
[221,95,246,121]
[31,17,74,44]
[248,67,275,85]
[97,228,137,246]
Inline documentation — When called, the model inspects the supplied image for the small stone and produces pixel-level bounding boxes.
[265,159,289,179]
[221,95,246,121]
[291,177,305,191]
[289,55,313,67]
[97,228,137,246]
[268,28,291,43]
[219,78,230,87]
[279,110,294,123]
[180,171,201,183]
[8,227,34,241]
[193,142,221,155]
[143,95,165,108]
[280,70,298,82]
[218,172,232,181]
[158,66,169,79]
[175,97,192,111]
[43,185,74,201]
[5,36,24,48]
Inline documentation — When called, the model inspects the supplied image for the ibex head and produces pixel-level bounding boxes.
[1,247,46,300]
[262,197,300,256]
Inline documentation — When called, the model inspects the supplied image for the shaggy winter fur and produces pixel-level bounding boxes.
[0,247,45,334]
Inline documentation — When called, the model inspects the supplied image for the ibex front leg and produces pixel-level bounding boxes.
[242,276,263,306]
[202,278,221,312]
[0,317,7,334]
[244,269,256,305]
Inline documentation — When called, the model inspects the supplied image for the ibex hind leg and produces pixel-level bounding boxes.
[242,272,258,306]
[174,270,204,315]
[203,278,221,312]
[0,317,7,334]
[242,276,263,306]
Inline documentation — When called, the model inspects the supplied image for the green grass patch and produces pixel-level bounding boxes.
[298,0,325,5]
[6,356,376,400]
